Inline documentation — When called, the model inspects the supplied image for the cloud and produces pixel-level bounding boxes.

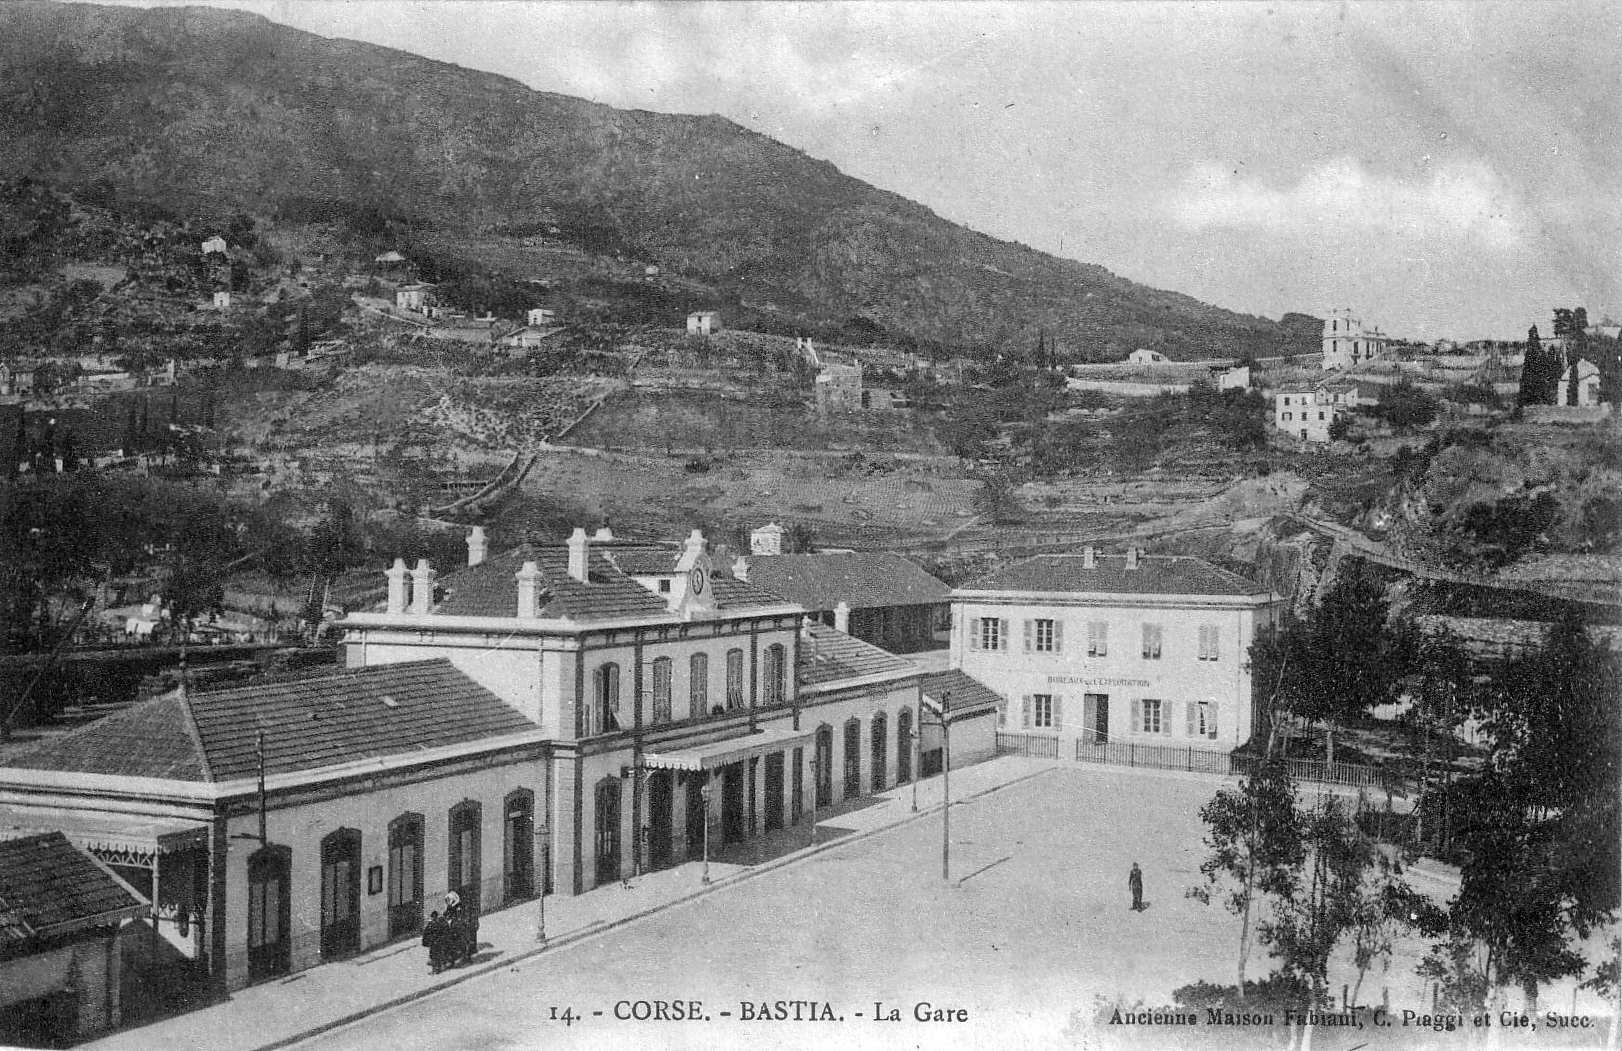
[1168,158,1526,251]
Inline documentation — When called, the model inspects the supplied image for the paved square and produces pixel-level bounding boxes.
[301,763,1502,1051]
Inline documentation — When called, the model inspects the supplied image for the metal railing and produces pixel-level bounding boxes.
[991,731,1388,789]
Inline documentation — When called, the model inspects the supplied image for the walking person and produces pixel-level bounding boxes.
[1128,862,1144,912]
[423,910,447,974]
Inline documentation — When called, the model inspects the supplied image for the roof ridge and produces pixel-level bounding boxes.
[172,689,214,783]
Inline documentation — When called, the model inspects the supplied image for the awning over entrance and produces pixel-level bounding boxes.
[0,811,210,868]
[642,725,815,772]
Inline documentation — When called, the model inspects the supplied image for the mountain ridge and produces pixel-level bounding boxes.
[0,1,1309,358]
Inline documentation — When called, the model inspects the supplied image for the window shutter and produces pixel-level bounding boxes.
[1208,703,1219,739]
[1053,695,1063,731]
[1163,708,1173,736]
[1130,697,1141,733]
[1099,623,1107,657]
[1053,620,1064,653]
[999,619,1010,651]
[968,618,981,651]
[1023,619,1033,653]
[1185,701,1195,737]
[1021,695,1032,729]
[1210,627,1219,660]
[998,703,1007,729]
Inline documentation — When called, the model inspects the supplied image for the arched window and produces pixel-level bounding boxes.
[592,663,621,734]
[448,801,482,910]
[725,649,745,710]
[761,644,785,706]
[843,717,862,799]
[387,813,424,939]
[870,712,888,792]
[650,657,673,724]
[896,707,913,784]
[689,653,708,718]
[247,845,291,981]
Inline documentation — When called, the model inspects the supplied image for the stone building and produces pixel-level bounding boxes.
[1322,309,1390,370]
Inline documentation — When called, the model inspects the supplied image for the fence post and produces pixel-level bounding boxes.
[1130,743,1136,767]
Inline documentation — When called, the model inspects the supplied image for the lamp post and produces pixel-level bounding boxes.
[922,692,951,882]
[808,751,820,848]
[700,779,713,886]
[534,820,548,944]
[909,715,920,814]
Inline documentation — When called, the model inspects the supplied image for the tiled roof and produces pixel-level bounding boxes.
[796,625,918,687]
[742,553,950,611]
[436,548,669,621]
[0,832,144,945]
[961,554,1272,598]
[435,547,794,620]
[7,660,536,783]
[919,670,1004,716]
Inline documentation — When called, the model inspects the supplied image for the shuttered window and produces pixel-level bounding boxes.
[1141,623,1163,660]
[689,653,709,717]
[1198,625,1221,661]
[650,657,672,723]
[1136,698,1166,734]
[1087,621,1108,657]
[971,617,1008,652]
[1025,618,1061,653]
[725,648,745,709]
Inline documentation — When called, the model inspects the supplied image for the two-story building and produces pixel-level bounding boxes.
[1273,382,1353,442]
[951,547,1283,754]
[1322,309,1390,370]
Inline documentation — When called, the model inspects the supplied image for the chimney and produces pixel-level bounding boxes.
[800,615,815,638]
[834,600,851,633]
[410,559,436,613]
[515,560,541,618]
[567,528,590,583]
[386,558,410,614]
[733,556,748,582]
[466,526,487,568]
[1082,546,1096,570]
[1125,547,1140,570]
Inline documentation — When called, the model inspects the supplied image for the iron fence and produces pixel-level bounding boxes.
[990,732,1389,789]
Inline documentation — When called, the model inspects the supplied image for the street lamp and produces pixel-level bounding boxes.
[700,779,713,886]
[534,820,548,944]
[808,751,820,848]
[922,692,952,882]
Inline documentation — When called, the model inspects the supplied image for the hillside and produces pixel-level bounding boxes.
[0,1,1304,359]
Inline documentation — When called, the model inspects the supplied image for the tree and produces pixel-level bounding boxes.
[973,469,1022,523]
[1372,380,1439,432]
[784,522,816,554]
[1191,757,1305,1000]
[1423,615,1620,1018]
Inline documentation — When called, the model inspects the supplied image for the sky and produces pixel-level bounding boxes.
[103,1,1622,341]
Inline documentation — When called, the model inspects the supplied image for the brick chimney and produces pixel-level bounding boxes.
[386,558,410,614]
[567,528,590,583]
[466,526,487,568]
[410,559,436,614]
[1125,547,1140,570]
[515,560,541,618]
[732,556,749,582]
[834,601,851,633]
[1082,546,1096,570]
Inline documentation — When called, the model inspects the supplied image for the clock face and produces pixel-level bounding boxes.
[689,567,706,594]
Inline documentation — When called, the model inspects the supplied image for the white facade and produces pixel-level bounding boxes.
[1127,348,1170,365]
[1322,309,1389,370]
[1273,386,1345,442]
[1217,364,1251,390]
[686,311,720,336]
[951,564,1282,754]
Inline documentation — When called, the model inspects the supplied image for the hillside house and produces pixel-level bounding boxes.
[526,307,557,328]
[750,522,785,555]
[212,290,232,310]
[1274,383,1349,442]
[733,551,952,654]
[0,833,149,1047]
[952,547,1283,753]
[686,311,721,336]
[200,236,227,256]
[1127,348,1171,365]
[500,326,556,352]
[0,363,37,397]
[1215,364,1251,390]
[395,283,437,314]
[373,250,407,266]
[815,361,863,412]
[1322,309,1390,369]
[1559,358,1603,407]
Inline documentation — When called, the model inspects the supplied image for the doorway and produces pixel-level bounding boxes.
[763,752,785,832]
[721,762,746,844]
[247,847,291,982]
[1083,693,1110,753]
[504,790,534,904]
[387,815,424,939]
[319,829,361,960]
[594,780,622,886]
[647,771,674,869]
[815,726,833,808]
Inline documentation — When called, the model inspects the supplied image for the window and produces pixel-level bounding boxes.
[1193,701,1219,739]
[1283,396,1291,406]
[1030,693,1056,729]
[657,579,671,594]
[725,648,745,709]
[1140,623,1163,660]
[1318,411,1325,421]
[1087,621,1108,657]
[762,643,786,705]
[650,657,672,723]
[592,663,621,734]
[968,616,1007,652]
[688,653,708,718]
[1198,625,1220,661]
[870,712,887,792]
[1140,698,1163,734]
[1283,411,1292,421]
[1025,618,1061,653]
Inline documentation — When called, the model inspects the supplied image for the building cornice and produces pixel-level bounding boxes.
[950,589,1281,610]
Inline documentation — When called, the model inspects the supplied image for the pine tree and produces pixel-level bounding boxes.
[1519,326,1546,407]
